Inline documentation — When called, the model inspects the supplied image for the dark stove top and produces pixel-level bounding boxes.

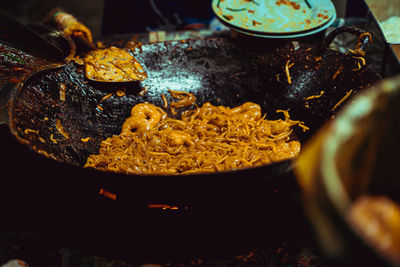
[0,230,322,267]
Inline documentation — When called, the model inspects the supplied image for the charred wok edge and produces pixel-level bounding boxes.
[7,63,65,142]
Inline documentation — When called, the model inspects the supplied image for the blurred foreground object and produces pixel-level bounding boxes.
[348,195,400,264]
[379,16,400,44]
[1,260,28,267]
[295,75,400,266]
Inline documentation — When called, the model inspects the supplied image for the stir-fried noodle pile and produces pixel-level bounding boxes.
[85,92,305,175]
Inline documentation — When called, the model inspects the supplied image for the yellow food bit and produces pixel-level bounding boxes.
[353,56,366,65]
[285,60,295,84]
[24,129,39,135]
[349,32,372,57]
[59,83,66,101]
[332,65,344,80]
[168,89,196,109]
[101,93,113,101]
[332,89,353,111]
[81,137,90,143]
[72,56,85,65]
[352,56,366,71]
[116,90,125,97]
[56,119,70,139]
[96,105,104,111]
[161,93,168,109]
[352,61,362,71]
[276,109,310,132]
[37,149,50,158]
[50,134,58,144]
[296,122,310,132]
[305,91,325,101]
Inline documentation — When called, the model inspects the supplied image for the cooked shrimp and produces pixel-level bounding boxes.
[121,103,166,133]
[231,102,262,120]
[163,130,195,147]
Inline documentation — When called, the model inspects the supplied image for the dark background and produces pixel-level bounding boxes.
[0,0,104,36]
[0,0,353,38]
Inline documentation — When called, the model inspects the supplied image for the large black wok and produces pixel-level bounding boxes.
[0,26,381,261]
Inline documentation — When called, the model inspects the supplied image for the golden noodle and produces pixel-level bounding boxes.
[85,98,303,175]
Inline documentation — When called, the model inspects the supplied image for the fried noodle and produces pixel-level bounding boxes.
[85,96,303,175]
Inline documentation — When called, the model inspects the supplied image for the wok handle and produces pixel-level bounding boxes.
[319,26,372,56]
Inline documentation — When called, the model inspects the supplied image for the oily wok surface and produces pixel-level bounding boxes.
[0,36,382,259]
[7,37,380,171]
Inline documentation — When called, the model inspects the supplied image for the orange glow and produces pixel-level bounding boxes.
[99,188,117,200]
[148,204,179,210]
